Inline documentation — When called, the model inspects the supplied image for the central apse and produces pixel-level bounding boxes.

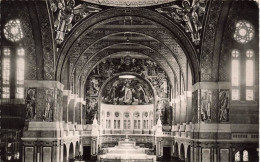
[84,55,173,131]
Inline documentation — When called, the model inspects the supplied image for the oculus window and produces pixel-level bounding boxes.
[234,21,254,43]
[4,19,24,42]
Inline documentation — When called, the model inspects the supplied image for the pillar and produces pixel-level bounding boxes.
[22,80,64,162]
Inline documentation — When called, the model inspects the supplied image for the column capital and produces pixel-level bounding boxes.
[24,80,64,91]
[192,82,230,92]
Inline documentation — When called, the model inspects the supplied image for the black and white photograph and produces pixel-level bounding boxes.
[0,0,259,161]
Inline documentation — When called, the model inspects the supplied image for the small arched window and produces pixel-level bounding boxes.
[235,151,240,162]
[2,48,11,98]
[245,50,254,100]
[16,48,25,98]
[243,150,249,161]
[231,49,240,100]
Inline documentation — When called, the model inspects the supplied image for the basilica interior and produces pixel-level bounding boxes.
[0,0,259,162]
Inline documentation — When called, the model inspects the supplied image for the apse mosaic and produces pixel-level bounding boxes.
[85,56,170,98]
[101,76,153,105]
[85,56,171,124]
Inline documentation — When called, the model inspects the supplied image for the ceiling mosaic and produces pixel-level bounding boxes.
[82,0,177,7]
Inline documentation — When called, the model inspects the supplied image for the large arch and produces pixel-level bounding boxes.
[97,72,157,124]
[56,7,199,86]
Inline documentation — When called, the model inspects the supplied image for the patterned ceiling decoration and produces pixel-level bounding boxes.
[156,0,206,45]
[72,35,182,87]
[60,16,186,92]
[79,48,177,89]
[82,0,177,7]
[49,0,102,45]
[56,7,200,90]
[200,0,223,81]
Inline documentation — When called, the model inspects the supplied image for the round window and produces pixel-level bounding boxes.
[234,21,254,44]
[115,112,119,117]
[124,112,129,118]
[134,112,140,118]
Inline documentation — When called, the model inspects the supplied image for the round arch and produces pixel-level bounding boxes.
[174,142,179,158]
[69,142,74,161]
[187,145,191,162]
[56,7,199,84]
[97,72,157,124]
[79,49,177,96]
[180,143,185,161]
[63,144,67,162]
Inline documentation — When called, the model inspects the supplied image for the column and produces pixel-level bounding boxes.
[22,80,64,162]
[62,90,70,134]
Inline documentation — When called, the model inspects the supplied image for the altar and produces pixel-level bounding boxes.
[98,138,156,162]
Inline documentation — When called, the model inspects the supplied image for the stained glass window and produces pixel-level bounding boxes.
[17,48,25,56]
[234,21,254,43]
[235,152,240,162]
[16,58,25,85]
[4,20,24,42]
[4,48,11,56]
[16,87,24,99]
[3,58,10,85]
[16,48,25,98]
[232,89,240,100]
[2,87,10,98]
[232,59,240,86]
[246,89,254,100]
[243,150,249,161]
[231,50,240,100]
[246,50,254,58]
[245,50,254,101]
[245,59,253,86]
[2,48,11,99]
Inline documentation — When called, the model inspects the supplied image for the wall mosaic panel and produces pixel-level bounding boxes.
[25,88,37,121]
[36,3,55,80]
[200,1,223,81]
[102,77,153,105]
[200,89,212,122]
[219,89,229,122]
[25,87,60,122]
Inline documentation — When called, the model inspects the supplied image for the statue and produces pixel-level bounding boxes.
[156,0,205,45]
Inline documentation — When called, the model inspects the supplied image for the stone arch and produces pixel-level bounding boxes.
[75,141,80,159]
[63,144,67,162]
[69,142,74,161]
[180,143,185,161]
[186,145,191,162]
[97,72,157,124]
[174,142,179,157]
[56,7,199,85]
